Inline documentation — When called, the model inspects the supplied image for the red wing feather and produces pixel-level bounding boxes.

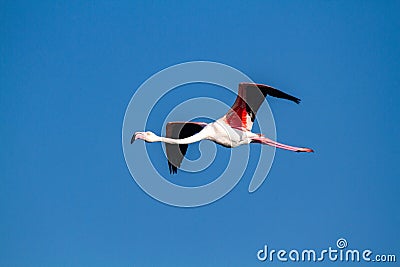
[224,83,301,131]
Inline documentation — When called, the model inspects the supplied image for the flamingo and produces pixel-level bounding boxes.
[132,83,313,174]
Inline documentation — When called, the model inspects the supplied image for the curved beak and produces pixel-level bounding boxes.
[131,132,145,144]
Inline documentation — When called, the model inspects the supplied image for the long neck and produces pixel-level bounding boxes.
[156,130,208,145]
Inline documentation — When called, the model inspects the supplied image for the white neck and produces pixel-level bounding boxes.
[153,129,209,145]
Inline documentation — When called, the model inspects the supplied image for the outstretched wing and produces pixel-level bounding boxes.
[224,83,300,131]
[165,122,207,174]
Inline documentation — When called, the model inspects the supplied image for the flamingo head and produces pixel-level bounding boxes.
[131,131,159,143]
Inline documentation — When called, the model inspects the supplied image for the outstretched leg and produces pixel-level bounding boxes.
[251,136,314,153]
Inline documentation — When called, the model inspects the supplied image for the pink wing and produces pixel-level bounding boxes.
[224,83,301,131]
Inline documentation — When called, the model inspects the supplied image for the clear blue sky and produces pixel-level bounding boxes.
[1,1,399,266]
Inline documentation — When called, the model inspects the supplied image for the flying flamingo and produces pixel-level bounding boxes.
[132,83,313,174]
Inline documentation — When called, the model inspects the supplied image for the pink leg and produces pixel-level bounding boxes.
[252,136,314,153]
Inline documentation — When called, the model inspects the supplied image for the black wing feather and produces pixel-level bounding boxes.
[256,84,301,104]
[166,122,206,174]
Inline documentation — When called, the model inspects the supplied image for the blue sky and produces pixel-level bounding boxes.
[1,1,399,266]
